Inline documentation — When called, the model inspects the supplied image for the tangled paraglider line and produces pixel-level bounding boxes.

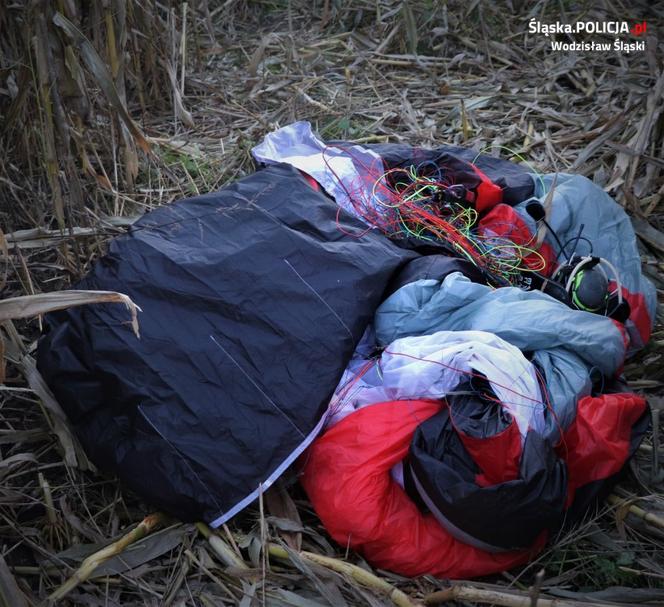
[319,143,573,444]
[321,144,548,287]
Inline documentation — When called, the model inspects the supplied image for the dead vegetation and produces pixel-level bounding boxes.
[1,0,664,605]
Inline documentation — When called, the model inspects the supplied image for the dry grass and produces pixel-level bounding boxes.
[1,0,664,605]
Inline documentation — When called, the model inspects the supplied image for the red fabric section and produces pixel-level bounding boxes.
[608,281,651,346]
[479,204,557,276]
[299,170,321,191]
[610,318,630,352]
[301,400,544,579]
[609,319,629,376]
[458,419,522,487]
[470,164,503,212]
[558,393,647,506]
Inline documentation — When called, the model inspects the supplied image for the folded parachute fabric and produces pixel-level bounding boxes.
[374,271,625,439]
[37,122,653,581]
[328,329,544,439]
[302,394,647,578]
[301,400,548,578]
[251,120,387,219]
[37,163,416,525]
[252,121,654,350]
[260,123,652,577]
[316,298,647,559]
[252,121,533,224]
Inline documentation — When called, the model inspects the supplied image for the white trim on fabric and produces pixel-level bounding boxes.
[208,410,329,528]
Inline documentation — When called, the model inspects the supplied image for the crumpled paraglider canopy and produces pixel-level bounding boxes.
[37,163,416,524]
[37,121,653,580]
[256,122,652,576]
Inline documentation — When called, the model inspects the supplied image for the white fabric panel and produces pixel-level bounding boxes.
[328,329,545,440]
[251,120,385,221]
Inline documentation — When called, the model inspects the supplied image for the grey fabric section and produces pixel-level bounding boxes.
[374,272,625,439]
[515,173,656,345]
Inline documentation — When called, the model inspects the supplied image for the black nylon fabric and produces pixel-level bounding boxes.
[404,395,567,551]
[447,377,514,439]
[368,143,535,205]
[37,163,416,524]
[385,255,488,297]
